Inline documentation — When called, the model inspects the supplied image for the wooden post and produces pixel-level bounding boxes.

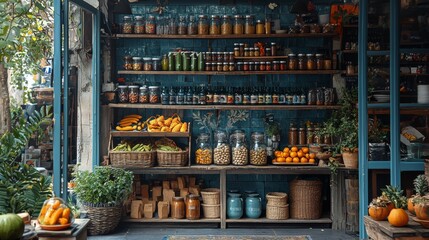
[331,169,347,230]
[0,63,11,135]
[345,177,359,234]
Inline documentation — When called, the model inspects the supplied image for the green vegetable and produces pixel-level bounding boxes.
[0,214,25,240]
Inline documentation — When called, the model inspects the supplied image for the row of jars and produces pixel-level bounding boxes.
[170,195,201,220]
[117,85,160,104]
[195,130,267,166]
[227,191,262,219]
[288,123,332,146]
[124,52,205,71]
[233,42,278,57]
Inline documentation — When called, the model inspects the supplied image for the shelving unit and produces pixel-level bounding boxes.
[113,33,338,39]
[117,70,340,76]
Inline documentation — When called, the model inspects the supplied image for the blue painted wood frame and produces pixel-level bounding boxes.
[62,0,70,200]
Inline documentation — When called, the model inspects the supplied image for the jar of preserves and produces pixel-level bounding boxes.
[316,54,324,70]
[132,57,143,71]
[298,127,306,145]
[123,55,133,70]
[288,124,298,146]
[265,18,272,34]
[245,15,255,34]
[117,86,128,103]
[177,15,187,35]
[272,61,280,71]
[221,15,232,35]
[280,60,287,71]
[122,16,133,34]
[288,54,297,70]
[256,20,264,34]
[134,15,145,34]
[254,47,260,57]
[249,62,255,71]
[265,47,271,56]
[171,197,185,219]
[239,43,245,56]
[249,48,255,57]
[216,62,222,72]
[324,59,332,70]
[270,42,277,56]
[265,61,272,71]
[229,62,235,71]
[210,15,220,35]
[205,62,212,71]
[298,54,306,70]
[218,52,224,62]
[323,132,332,145]
[233,15,244,35]
[214,129,231,165]
[306,54,316,70]
[152,57,161,71]
[234,48,240,57]
[188,15,197,35]
[149,86,160,103]
[314,128,322,144]
[186,194,201,220]
[306,127,314,144]
[244,48,250,57]
[143,57,153,71]
[223,62,229,72]
[229,52,234,61]
[128,85,139,104]
[243,62,249,71]
[230,130,249,166]
[139,86,149,103]
[195,133,212,165]
[198,15,209,35]
[250,132,267,165]
[259,61,266,71]
[237,62,243,71]
[161,54,169,71]
[316,88,324,105]
[146,15,156,34]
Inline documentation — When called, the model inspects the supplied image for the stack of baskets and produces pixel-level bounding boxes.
[266,192,289,220]
[290,178,323,219]
[200,188,220,219]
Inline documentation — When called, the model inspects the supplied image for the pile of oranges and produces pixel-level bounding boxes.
[273,146,316,164]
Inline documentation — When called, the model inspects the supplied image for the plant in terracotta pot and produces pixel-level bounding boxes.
[368,119,389,161]
[414,195,429,220]
[368,195,393,221]
[383,185,409,227]
[408,175,429,215]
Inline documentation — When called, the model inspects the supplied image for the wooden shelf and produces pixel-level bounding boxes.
[123,217,221,223]
[113,33,338,39]
[225,217,332,224]
[342,72,429,77]
[234,56,289,60]
[110,130,190,137]
[108,103,341,111]
[117,70,340,75]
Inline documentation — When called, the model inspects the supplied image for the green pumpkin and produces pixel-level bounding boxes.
[0,214,25,240]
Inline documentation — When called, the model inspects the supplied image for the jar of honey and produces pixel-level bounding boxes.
[186,194,201,220]
[172,197,185,219]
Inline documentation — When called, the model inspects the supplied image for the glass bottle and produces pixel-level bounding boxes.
[161,54,169,71]
[169,87,177,105]
[177,86,185,105]
[272,88,279,104]
[250,132,267,165]
[199,86,206,105]
[185,86,193,105]
[233,15,244,35]
[134,15,145,34]
[270,42,277,56]
[288,123,298,146]
[161,86,169,105]
[188,15,197,35]
[306,127,314,144]
[221,15,232,35]
[195,133,213,165]
[279,88,286,104]
[206,87,213,105]
[139,86,149,103]
[213,87,220,105]
[122,16,133,34]
[145,15,156,34]
[231,130,248,165]
[214,129,231,165]
[128,85,139,104]
[250,87,258,105]
[245,15,255,34]
[298,127,306,145]
[177,15,187,35]
[210,15,220,35]
[198,15,209,35]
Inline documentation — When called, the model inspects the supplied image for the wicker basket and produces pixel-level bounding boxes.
[290,179,323,220]
[266,204,289,220]
[109,151,156,168]
[156,149,188,167]
[266,192,288,206]
[201,204,220,219]
[201,188,220,205]
[82,204,122,235]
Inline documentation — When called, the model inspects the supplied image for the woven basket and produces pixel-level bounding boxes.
[201,204,220,218]
[266,204,289,220]
[157,149,188,167]
[201,188,220,205]
[290,179,323,220]
[109,151,156,168]
[266,192,288,206]
[82,204,122,235]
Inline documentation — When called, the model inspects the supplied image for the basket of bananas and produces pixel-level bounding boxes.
[109,141,156,168]
[155,138,188,167]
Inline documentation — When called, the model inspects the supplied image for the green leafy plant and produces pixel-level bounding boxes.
[382,185,407,209]
[368,119,388,143]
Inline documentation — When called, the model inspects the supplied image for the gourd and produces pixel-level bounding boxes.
[382,185,409,227]
[388,208,409,227]
[368,196,391,221]
[0,214,25,240]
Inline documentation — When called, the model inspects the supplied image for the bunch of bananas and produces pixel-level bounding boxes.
[115,114,143,131]
[146,114,188,133]
[157,145,182,151]
[112,141,152,152]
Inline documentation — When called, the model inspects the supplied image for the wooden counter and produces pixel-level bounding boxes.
[364,215,429,240]
[35,218,90,240]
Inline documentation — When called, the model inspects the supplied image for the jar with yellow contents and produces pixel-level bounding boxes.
[195,133,213,165]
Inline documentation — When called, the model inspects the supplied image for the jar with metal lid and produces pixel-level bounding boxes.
[248,62,255,71]
[229,52,234,61]
[243,62,249,71]
[134,16,145,34]
[259,61,266,71]
[218,52,224,62]
[298,54,306,70]
[306,127,314,144]
[254,61,259,71]
[146,15,156,34]
[233,15,244,35]
[171,197,185,219]
[123,55,133,70]
[323,132,332,145]
[152,57,161,71]
[288,123,298,146]
[288,54,298,70]
[128,85,139,104]
[177,15,187,35]
[245,15,255,34]
[143,57,152,71]
[149,86,159,103]
[234,48,240,57]
[223,62,229,72]
[117,86,128,103]
[229,62,235,71]
[250,132,267,165]
[186,194,201,220]
[316,54,324,70]
[298,127,306,145]
[198,15,209,35]
[161,54,169,71]
[254,47,260,57]
[237,62,243,71]
[213,129,231,165]
[244,48,250,57]
[239,43,245,56]
[205,62,212,71]
[306,54,316,70]
[230,131,248,166]
[210,15,220,35]
[316,88,325,105]
[265,61,272,71]
[256,20,264,34]
[265,47,271,56]
[195,133,213,165]
[307,89,316,105]
[139,86,149,103]
[132,57,143,71]
[270,42,277,56]
[313,128,322,144]
[188,15,197,35]
[221,15,232,35]
[280,60,287,71]
[216,62,223,72]
[272,61,280,71]
[161,86,169,105]
[249,48,255,57]
[122,16,133,34]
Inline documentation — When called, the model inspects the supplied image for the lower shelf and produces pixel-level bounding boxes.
[225,217,332,224]
[123,217,221,223]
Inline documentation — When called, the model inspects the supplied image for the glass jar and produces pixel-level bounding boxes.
[132,57,143,71]
[177,15,187,35]
[134,16,145,34]
[256,20,264,34]
[306,127,314,144]
[316,54,324,70]
[346,62,355,75]
[314,128,322,144]
[249,48,255,57]
[265,47,271,56]
[117,85,128,103]
[221,15,232,35]
[265,17,272,34]
[229,62,235,71]
[306,54,316,70]
[128,85,139,104]
[227,193,243,219]
[288,124,298,146]
[244,48,250,57]
[243,62,249,71]
[250,132,267,165]
[205,62,212,71]
[143,57,152,71]
[249,62,255,71]
[223,62,229,72]
[254,47,260,57]
[231,131,248,165]
[316,88,325,105]
[214,129,231,165]
[161,54,169,71]
[198,15,209,35]
[272,61,280,71]
[245,193,262,219]
[149,86,159,103]
[259,61,266,71]
[288,54,297,70]
[298,54,306,70]
[237,62,243,71]
[139,86,149,103]
[216,62,223,72]
[233,15,244,35]
[280,60,287,71]
[123,55,133,70]
[171,197,185,219]
[270,42,277,56]
[210,15,220,35]
[186,194,200,220]
[122,16,133,34]
[239,43,245,56]
[307,89,316,105]
[152,57,161,71]
[234,48,240,57]
[161,86,169,105]
[266,61,272,71]
[298,127,306,145]
[195,133,213,165]
[187,15,197,35]
[245,15,255,34]
[146,15,156,34]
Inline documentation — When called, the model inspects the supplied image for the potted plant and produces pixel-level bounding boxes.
[368,195,392,221]
[408,175,429,215]
[72,166,133,235]
[368,119,389,161]
[383,185,409,227]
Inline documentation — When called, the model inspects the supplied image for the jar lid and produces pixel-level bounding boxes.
[299,128,305,130]
[148,15,155,19]
[199,15,207,18]
[239,43,244,46]
[151,57,161,61]
[249,62,254,64]
[149,86,159,89]
[229,52,234,54]
[266,61,271,64]
[132,57,142,60]
[256,19,263,23]
[306,54,314,57]
[298,53,305,57]
[254,61,259,64]
[288,54,296,57]
[134,16,143,20]
[237,62,243,65]
[229,62,234,65]
[189,194,199,199]
[124,55,132,59]
[123,16,132,20]
[244,48,249,50]
[173,197,184,201]
[280,60,287,63]
[271,42,277,45]
[273,61,279,63]
[316,54,323,57]
[139,85,148,90]
[128,85,139,89]
[217,62,222,65]
[222,15,231,18]
[118,85,128,88]
[143,57,152,61]
[234,15,243,18]
[223,62,229,64]
[245,15,254,18]
[211,15,219,18]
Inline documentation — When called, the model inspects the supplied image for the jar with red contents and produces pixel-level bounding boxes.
[272,61,280,71]
[266,61,272,71]
[259,61,266,71]
[280,60,287,71]
[243,62,249,71]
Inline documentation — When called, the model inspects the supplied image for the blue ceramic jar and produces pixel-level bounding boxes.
[227,193,243,219]
[245,193,261,219]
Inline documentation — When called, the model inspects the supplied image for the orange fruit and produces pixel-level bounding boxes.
[297,151,304,158]
[272,159,277,164]
[291,146,298,152]
[305,153,310,159]
[293,157,300,163]
[283,147,290,153]
[277,157,286,162]
[274,150,283,157]
[281,152,289,158]
[309,158,316,164]
[309,153,316,159]
[301,157,309,163]
[290,151,297,158]
[302,147,309,154]
[286,157,293,163]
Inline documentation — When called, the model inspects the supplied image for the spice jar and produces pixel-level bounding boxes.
[122,16,133,34]
[205,62,212,71]
[230,131,248,166]
[186,194,200,220]
[195,133,213,165]
[132,57,143,71]
[223,62,229,72]
[221,15,232,35]
[288,54,297,70]
[198,15,209,35]
[117,85,128,103]
[214,129,231,165]
[143,57,153,71]
[177,15,187,35]
[298,54,306,70]
[298,127,306,145]
[146,15,156,34]
[306,54,316,70]
[210,15,220,35]
[249,62,255,71]
[316,54,324,70]
[128,85,139,104]
[256,20,264,34]
[152,57,161,71]
[188,15,197,35]
[123,55,133,70]
[288,123,298,146]
[245,15,255,34]
[254,47,260,57]
[250,132,267,166]
[172,197,185,219]
[259,61,266,71]
[239,43,245,56]
[233,15,244,35]
[139,86,149,103]
[216,62,223,72]
[249,48,255,57]
[149,86,159,103]
[134,16,145,34]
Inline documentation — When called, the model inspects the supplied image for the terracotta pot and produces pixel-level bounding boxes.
[415,203,429,220]
[342,151,358,168]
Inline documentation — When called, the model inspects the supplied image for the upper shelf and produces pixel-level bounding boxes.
[113,33,338,39]
[117,70,340,76]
